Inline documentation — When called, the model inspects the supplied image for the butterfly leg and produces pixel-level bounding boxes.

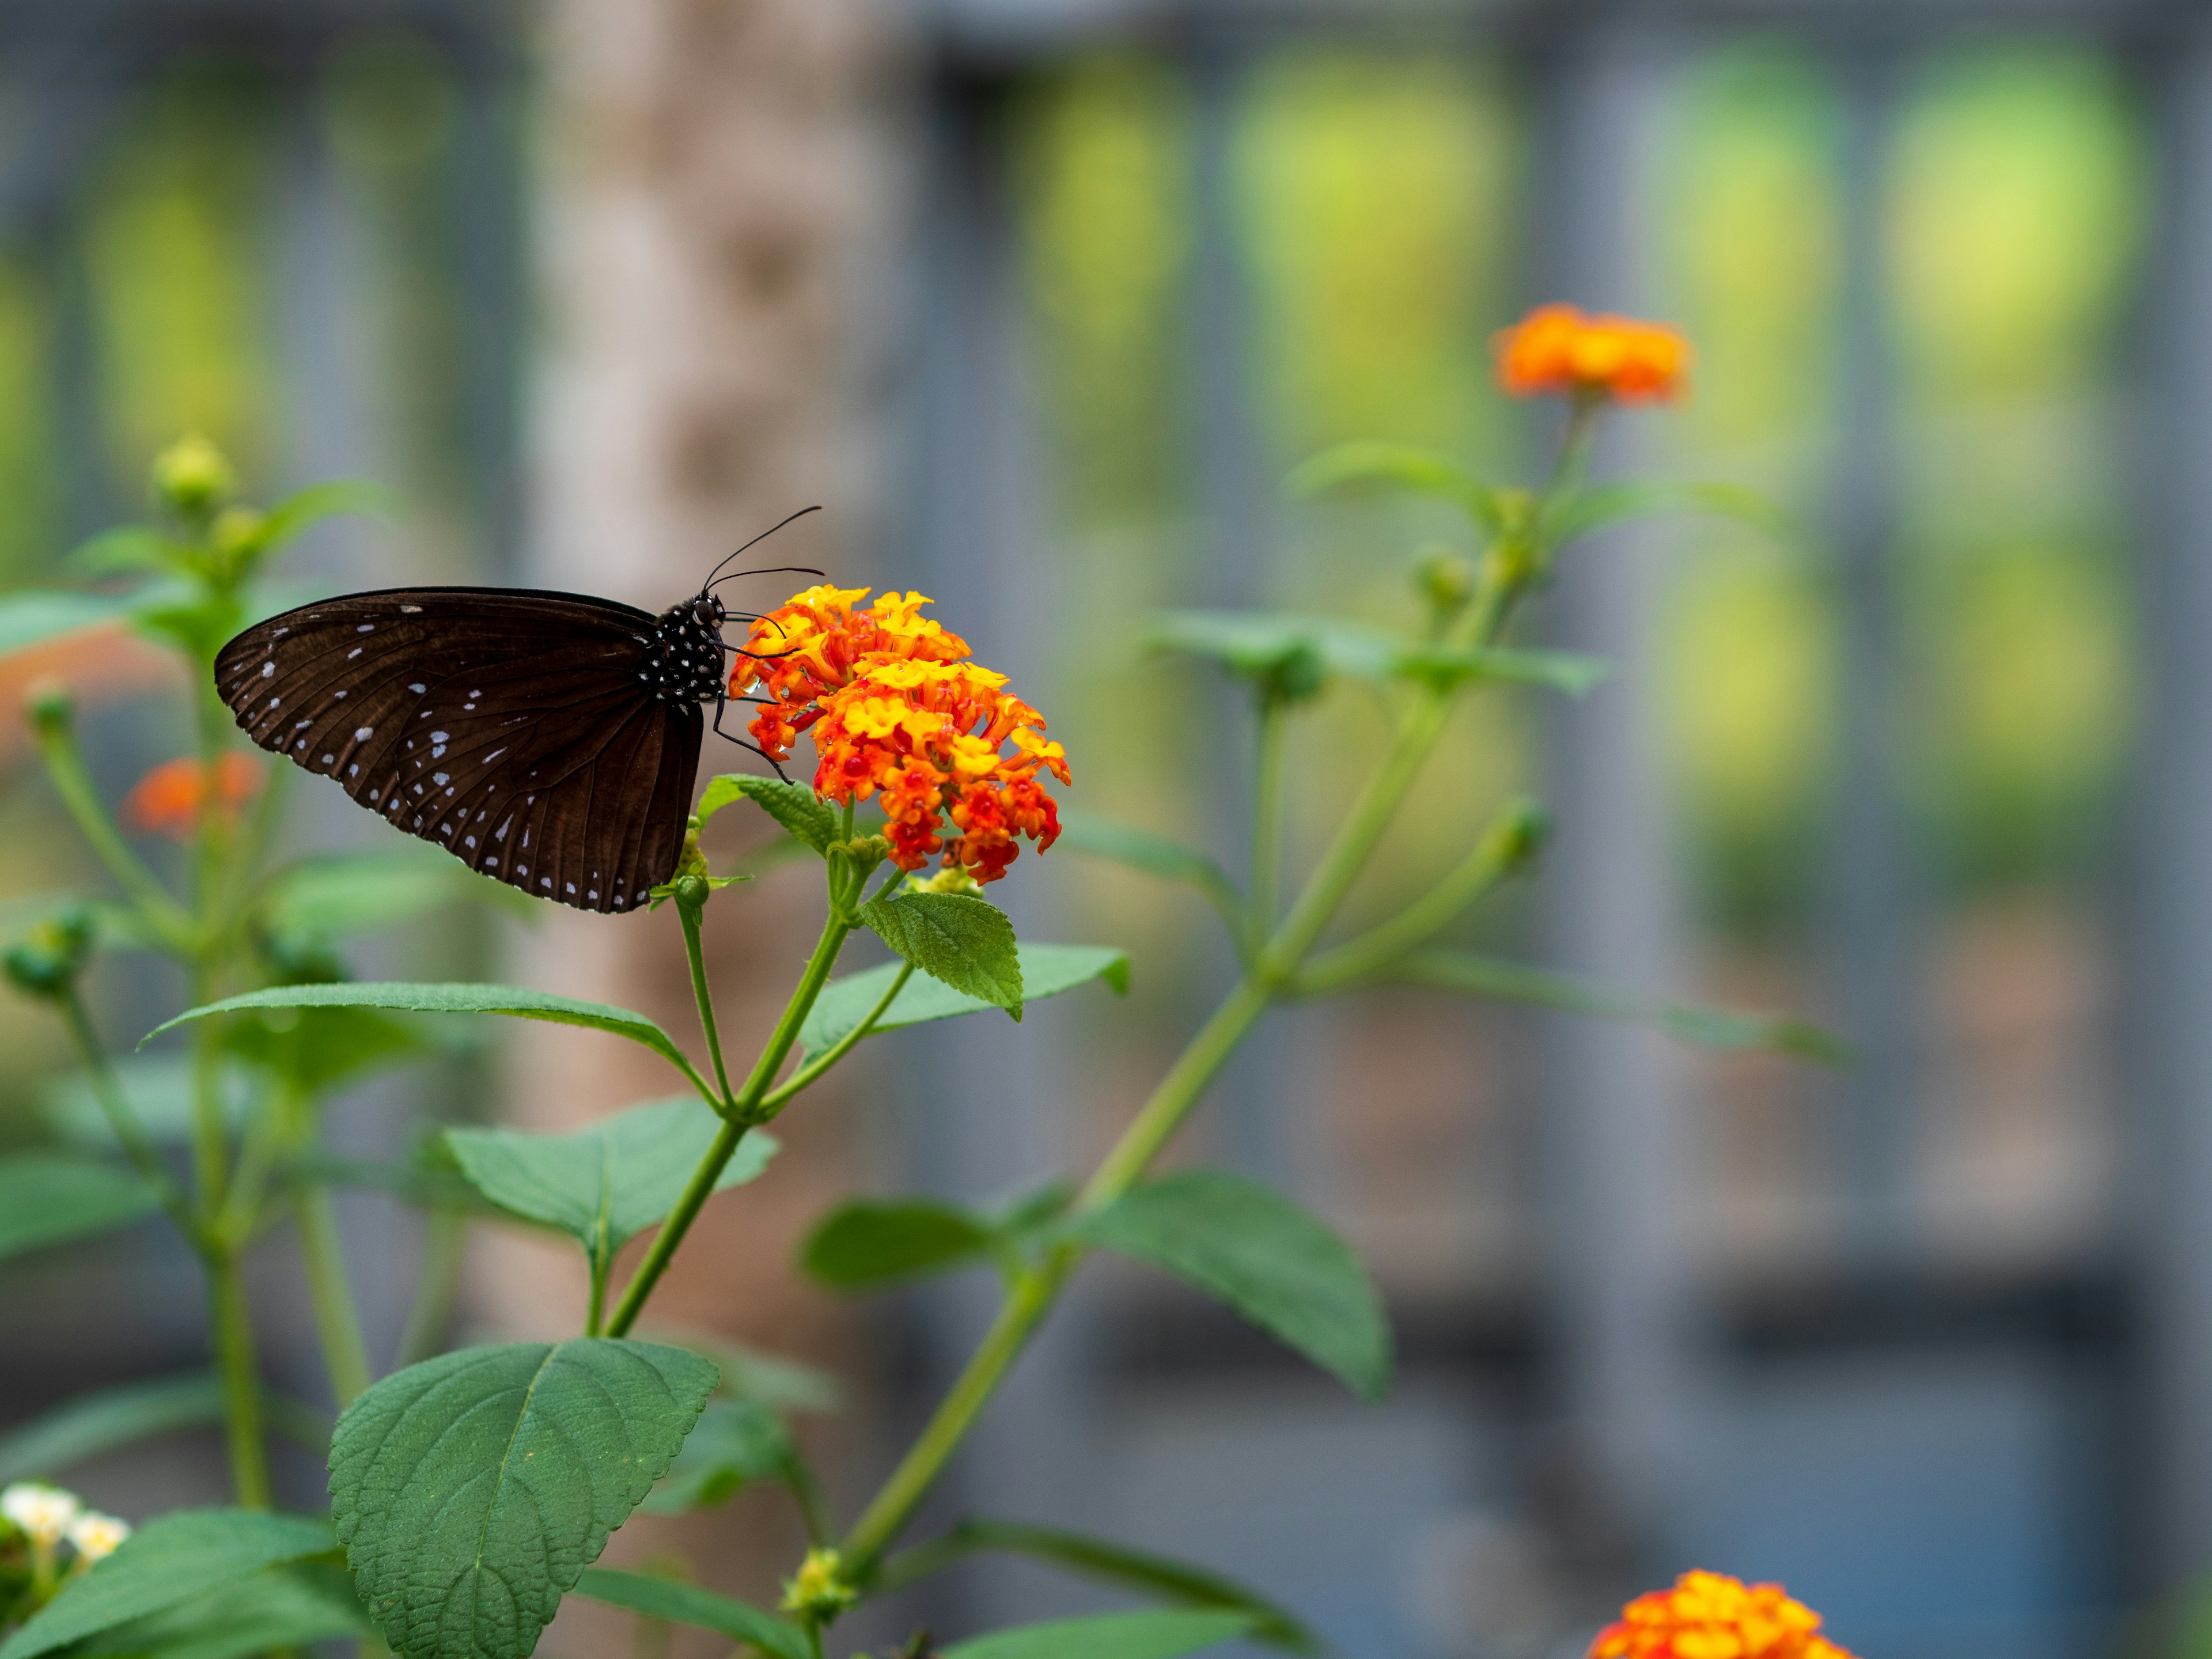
[711,695,791,783]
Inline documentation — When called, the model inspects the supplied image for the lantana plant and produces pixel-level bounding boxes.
[0,308,1843,1659]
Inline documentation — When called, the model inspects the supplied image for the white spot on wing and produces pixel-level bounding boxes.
[433,772,449,785]
[409,683,426,693]
[355,727,373,740]
[260,662,274,679]
[431,731,449,744]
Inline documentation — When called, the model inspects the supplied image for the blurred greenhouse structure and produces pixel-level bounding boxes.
[2,1,2210,1657]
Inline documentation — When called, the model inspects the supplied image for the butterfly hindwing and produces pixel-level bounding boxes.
[215,588,706,912]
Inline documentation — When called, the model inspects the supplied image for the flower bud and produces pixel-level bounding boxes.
[151,437,236,515]
[0,1485,78,1548]
[211,505,266,564]
[779,1548,857,1620]
[1488,798,1550,876]
[24,680,72,741]
[65,1511,128,1565]
[1412,544,1477,615]
[914,863,981,896]
[3,907,96,1001]
[674,872,711,910]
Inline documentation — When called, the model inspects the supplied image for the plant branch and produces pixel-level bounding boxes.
[207,1247,271,1507]
[757,960,912,1118]
[296,1181,373,1407]
[56,987,195,1240]
[679,898,735,1105]
[30,715,192,949]
[1246,696,1287,959]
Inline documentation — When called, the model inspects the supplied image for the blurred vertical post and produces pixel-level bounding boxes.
[1530,25,1702,1566]
[513,0,899,1608]
[2125,23,2212,1593]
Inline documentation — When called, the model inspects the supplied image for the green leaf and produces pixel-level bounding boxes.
[220,1005,434,1097]
[1541,479,1792,546]
[65,527,190,578]
[640,1397,797,1514]
[126,582,243,664]
[76,1564,371,1659]
[1072,1170,1391,1402]
[0,591,132,655]
[861,890,1024,1014]
[142,982,702,1086]
[1388,645,1611,696]
[0,1374,224,1483]
[443,1099,776,1273]
[698,773,835,854]
[1388,949,1850,1068]
[252,479,397,553]
[329,1339,718,1659]
[0,1509,336,1659]
[874,1520,1315,1653]
[1287,439,1503,531]
[801,1198,999,1291]
[944,1609,1257,1659]
[801,944,1127,1056]
[573,1568,810,1659]
[259,849,535,944]
[1148,611,1396,692]
[635,1330,843,1414]
[1056,815,1243,932]
[0,1155,160,1262]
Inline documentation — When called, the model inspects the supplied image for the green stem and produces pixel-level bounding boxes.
[207,1247,272,1507]
[603,903,853,1338]
[679,899,734,1105]
[29,718,192,949]
[1246,696,1287,959]
[398,1207,468,1368]
[57,988,195,1240]
[187,972,231,1214]
[296,1183,373,1407]
[756,961,912,1119]
[1077,979,1272,1210]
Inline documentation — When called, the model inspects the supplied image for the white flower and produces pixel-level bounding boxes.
[66,1511,129,1563]
[1,1483,79,1546]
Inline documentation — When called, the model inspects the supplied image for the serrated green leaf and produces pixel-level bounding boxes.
[0,590,133,655]
[944,1609,1257,1659]
[640,1397,796,1514]
[0,1374,225,1483]
[698,774,835,854]
[76,1563,372,1659]
[0,1155,160,1262]
[1287,440,1503,531]
[330,1339,718,1659]
[444,1099,776,1272]
[1541,478,1792,546]
[1073,1171,1391,1402]
[874,1520,1315,1653]
[1056,815,1243,931]
[0,1510,336,1659]
[1388,949,1849,1068]
[141,982,706,1092]
[260,848,535,944]
[801,1198,999,1291]
[801,944,1127,1056]
[861,890,1023,1014]
[572,1569,810,1659]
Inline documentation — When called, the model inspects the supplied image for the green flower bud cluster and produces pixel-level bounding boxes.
[3,906,95,1000]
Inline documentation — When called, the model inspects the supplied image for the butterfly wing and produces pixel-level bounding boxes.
[215,588,704,913]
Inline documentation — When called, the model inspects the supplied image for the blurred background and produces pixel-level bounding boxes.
[0,1,2203,1657]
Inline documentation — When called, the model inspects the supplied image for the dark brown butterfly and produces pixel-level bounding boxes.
[213,513,820,914]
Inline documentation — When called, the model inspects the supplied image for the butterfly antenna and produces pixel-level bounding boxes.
[699,506,825,595]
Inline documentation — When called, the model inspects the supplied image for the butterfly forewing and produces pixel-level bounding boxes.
[215,588,705,912]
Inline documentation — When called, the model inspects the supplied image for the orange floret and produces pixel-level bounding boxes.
[1497,303,1691,403]
[733,589,1066,883]
[125,752,264,839]
[1592,1572,1856,1659]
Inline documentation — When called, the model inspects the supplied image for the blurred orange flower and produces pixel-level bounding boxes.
[734,586,1067,882]
[126,752,264,839]
[1593,1572,1855,1659]
[1496,303,1690,403]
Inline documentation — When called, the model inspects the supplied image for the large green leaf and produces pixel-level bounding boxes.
[142,982,703,1089]
[0,591,132,655]
[1388,644,1610,696]
[329,1339,718,1659]
[801,944,1127,1056]
[219,1005,435,1098]
[443,1099,776,1274]
[0,1374,224,1483]
[1389,950,1850,1068]
[698,774,836,854]
[1287,439,1503,531]
[1147,611,1388,692]
[572,1568,809,1659]
[1072,1171,1391,1402]
[76,1563,371,1659]
[259,849,533,944]
[639,1397,797,1514]
[875,1520,1314,1652]
[944,1609,1256,1659]
[861,890,1024,1013]
[801,1198,999,1291]
[1055,815,1243,931]
[0,1154,160,1262]
[0,1510,336,1659]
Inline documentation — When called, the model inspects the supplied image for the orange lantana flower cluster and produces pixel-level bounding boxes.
[1496,303,1690,403]
[1593,1573,1857,1659]
[733,586,1068,882]
[125,753,264,839]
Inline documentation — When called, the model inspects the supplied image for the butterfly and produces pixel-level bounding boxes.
[213,510,821,914]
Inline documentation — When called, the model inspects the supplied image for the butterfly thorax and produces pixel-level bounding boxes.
[642,597,728,704]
